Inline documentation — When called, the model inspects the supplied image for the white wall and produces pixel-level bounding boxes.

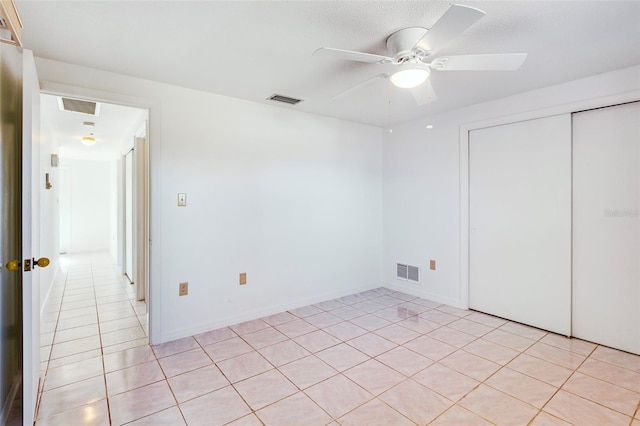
[35,58,383,343]
[114,157,124,274]
[383,65,640,307]
[59,158,113,253]
[39,97,60,308]
[109,160,118,265]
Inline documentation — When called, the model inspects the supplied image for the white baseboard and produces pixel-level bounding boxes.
[158,283,381,344]
[383,281,464,309]
[40,261,61,316]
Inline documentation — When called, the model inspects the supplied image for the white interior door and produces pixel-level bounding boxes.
[572,101,640,354]
[22,49,41,426]
[0,41,27,426]
[125,151,133,283]
[469,114,572,335]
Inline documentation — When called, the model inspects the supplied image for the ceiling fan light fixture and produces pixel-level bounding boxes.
[81,136,96,146]
[390,68,429,89]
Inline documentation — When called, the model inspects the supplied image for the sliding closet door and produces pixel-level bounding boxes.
[469,115,572,335]
[573,102,640,355]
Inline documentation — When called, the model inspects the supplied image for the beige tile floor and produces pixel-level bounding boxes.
[36,254,640,425]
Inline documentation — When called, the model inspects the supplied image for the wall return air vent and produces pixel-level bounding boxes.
[407,265,420,282]
[397,263,420,283]
[57,97,101,116]
[397,264,408,280]
[267,94,303,105]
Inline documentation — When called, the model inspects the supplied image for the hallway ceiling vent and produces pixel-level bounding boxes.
[57,97,101,116]
[267,94,303,105]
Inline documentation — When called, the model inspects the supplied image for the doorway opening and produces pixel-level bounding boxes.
[40,92,151,335]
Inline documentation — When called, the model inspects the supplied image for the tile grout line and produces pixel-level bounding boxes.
[90,256,113,426]
[36,254,149,424]
[153,349,188,425]
[533,342,613,423]
[474,331,550,425]
[448,323,639,423]
[310,292,440,424]
[33,265,66,423]
[404,313,515,425]
[204,325,304,423]
[234,302,449,424]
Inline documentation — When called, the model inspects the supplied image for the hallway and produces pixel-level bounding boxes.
[37,253,147,424]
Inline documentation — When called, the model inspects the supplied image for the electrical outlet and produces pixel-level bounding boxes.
[179,282,188,296]
[178,193,187,206]
[430,260,436,271]
[239,273,247,285]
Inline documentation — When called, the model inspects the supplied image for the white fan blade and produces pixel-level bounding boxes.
[410,80,438,106]
[413,5,485,55]
[313,47,394,64]
[332,74,388,99]
[431,53,528,71]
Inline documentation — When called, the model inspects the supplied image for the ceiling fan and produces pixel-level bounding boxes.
[313,4,527,105]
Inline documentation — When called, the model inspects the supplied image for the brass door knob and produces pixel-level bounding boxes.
[5,260,20,271]
[34,257,50,268]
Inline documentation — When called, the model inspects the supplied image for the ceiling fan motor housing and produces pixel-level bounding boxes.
[386,27,429,61]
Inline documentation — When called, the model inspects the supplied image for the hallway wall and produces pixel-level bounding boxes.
[39,106,60,308]
[59,158,113,253]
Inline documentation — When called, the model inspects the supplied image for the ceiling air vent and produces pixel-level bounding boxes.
[267,94,303,105]
[57,97,101,116]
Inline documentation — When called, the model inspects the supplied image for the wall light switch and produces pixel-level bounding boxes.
[239,273,247,285]
[430,260,436,270]
[178,193,187,206]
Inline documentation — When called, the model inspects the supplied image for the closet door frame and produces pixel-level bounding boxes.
[459,90,640,314]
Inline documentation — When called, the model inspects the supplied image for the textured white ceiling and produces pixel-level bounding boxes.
[18,1,640,127]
